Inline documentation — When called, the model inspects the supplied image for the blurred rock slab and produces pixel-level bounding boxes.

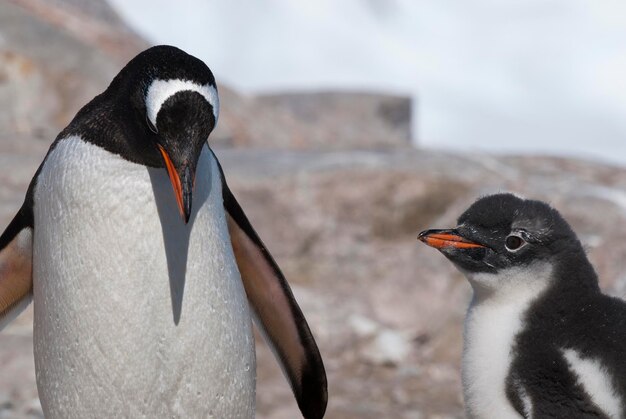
[8,0,147,62]
[210,89,413,151]
[257,92,412,150]
[0,0,145,138]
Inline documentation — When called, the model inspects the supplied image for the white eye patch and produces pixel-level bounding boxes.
[145,79,219,126]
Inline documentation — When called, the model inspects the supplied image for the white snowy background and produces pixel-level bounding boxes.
[108,0,626,166]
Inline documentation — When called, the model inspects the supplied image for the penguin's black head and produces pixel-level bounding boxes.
[113,45,219,223]
[418,193,592,295]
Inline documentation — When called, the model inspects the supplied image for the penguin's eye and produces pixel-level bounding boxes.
[505,235,525,252]
[146,115,158,134]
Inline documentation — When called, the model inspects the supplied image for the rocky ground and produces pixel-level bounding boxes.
[1,1,626,418]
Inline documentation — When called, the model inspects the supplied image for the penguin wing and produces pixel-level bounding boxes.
[214,155,327,419]
[0,208,33,331]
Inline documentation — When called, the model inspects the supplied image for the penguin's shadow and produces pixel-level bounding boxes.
[148,168,209,326]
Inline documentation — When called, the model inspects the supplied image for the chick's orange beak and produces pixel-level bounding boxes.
[417,229,486,250]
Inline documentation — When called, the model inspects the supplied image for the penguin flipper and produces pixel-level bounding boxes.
[220,173,328,419]
[0,210,33,331]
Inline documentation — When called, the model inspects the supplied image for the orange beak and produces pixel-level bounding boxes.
[158,145,192,223]
[417,229,486,249]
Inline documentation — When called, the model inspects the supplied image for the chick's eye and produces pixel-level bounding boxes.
[505,235,524,251]
[146,115,158,134]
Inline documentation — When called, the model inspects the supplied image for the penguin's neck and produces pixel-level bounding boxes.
[551,246,601,295]
[464,259,555,303]
[56,94,163,168]
[461,262,554,418]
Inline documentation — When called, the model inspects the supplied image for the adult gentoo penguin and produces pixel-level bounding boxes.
[0,45,326,418]
[418,193,626,419]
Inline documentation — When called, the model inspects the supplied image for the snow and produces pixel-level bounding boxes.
[108,0,626,166]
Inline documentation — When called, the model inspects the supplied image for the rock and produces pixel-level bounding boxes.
[361,329,412,366]
[402,410,424,419]
[209,86,309,149]
[349,314,379,339]
[212,88,415,151]
[24,398,43,418]
[349,315,413,367]
[257,92,412,150]
[10,0,147,62]
[0,0,142,138]
[0,50,57,137]
[0,391,11,410]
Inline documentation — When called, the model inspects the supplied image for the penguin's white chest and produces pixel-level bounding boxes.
[463,298,527,419]
[32,137,255,418]
[462,265,552,419]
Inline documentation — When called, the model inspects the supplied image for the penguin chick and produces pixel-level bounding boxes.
[418,193,626,419]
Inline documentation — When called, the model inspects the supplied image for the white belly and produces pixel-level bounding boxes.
[462,264,552,419]
[32,137,255,418]
[463,299,526,419]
